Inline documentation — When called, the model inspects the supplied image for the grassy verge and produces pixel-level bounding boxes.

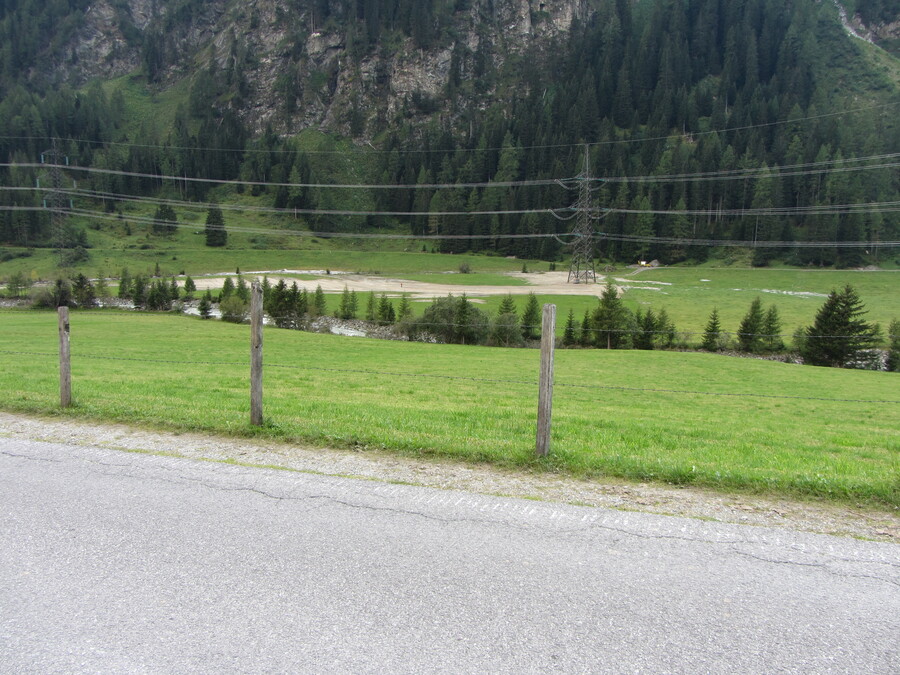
[1,310,897,507]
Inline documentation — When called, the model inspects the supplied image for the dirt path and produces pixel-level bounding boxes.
[1,412,896,543]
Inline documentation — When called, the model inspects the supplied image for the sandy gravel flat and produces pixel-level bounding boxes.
[192,270,615,300]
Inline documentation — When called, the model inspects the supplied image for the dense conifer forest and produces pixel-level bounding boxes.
[1,0,898,265]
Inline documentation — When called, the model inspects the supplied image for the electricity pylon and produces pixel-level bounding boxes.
[567,145,598,284]
[41,139,69,262]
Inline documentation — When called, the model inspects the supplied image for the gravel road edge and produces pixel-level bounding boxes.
[1,411,897,542]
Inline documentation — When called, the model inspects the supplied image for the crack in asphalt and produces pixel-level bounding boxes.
[5,443,899,588]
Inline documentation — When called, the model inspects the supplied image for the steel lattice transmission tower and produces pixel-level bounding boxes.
[41,139,69,262]
[567,146,599,284]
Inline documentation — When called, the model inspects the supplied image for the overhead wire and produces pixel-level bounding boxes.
[1,100,897,155]
[0,162,561,190]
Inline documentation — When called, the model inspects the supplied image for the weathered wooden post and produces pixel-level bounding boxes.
[250,281,264,426]
[536,303,556,457]
[58,306,71,408]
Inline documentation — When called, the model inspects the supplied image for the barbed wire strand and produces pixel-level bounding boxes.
[0,350,896,404]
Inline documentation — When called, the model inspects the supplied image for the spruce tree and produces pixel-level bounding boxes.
[762,305,784,353]
[886,319,900,372]
[365,293,376,321]
[339,286,353,319]
[221,277,235,300]
[701,308,724,351]
[205,204,227,247]
[579,309,593,347]
[397,294,412,322]
[633,309,655,350]
[737,297,764,353]
[118,267,131,299]
[521,292,541,340]
[562,308,578,347]
[132,275,148,308]
[498,293,517,318]
[235,276,250,303]
[198,295,212,319]
[71,274,97,309]
[593,280,631,349]
[183,276,196,299]
[314,285,327,316]
[656,308,676,348]
[152,204,178,236]
[800,285,880,368]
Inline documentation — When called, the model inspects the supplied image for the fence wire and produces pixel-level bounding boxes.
[1,349,896,405]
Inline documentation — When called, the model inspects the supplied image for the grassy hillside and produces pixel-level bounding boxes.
[1,311,897,507]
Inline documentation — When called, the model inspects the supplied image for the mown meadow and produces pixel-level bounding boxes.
[1,310,897,507]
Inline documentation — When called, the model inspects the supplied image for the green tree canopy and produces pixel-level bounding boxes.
[800,285,880,368]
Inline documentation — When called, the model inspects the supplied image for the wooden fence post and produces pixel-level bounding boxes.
[250,281,264,426]
[58,306,71,408]
[536,303,556,457]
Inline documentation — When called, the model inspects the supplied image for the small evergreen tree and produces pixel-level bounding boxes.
[152,204,178,236]
[198,295,212,319]
[886,319,900,372]
[737,297,765,353]
[800,285,880,368]
[762,305,784,353]
[118,267,131,299]
[296,286,309,318]
[146,279,172,311]
[314,285,327,317]
[579,309,593,347]
[169,277,179,301]
[94,274,109,300]
[183,276,196,299]
[338,286,353,319]
[365,293,376,321]
[562,308,578,347]
[593,280,632,349]
[221,277,235,300]
[634,308,656,350]
[131,275,148,308]
[498,293,517,318]
[656,308,676,348]
[205,204,227,247]
[235,276,250,303]
[521,292,541,340]
[397,294,412,322]
[701,308,724,351]
[71,274,97,309]
[376,293,394,325]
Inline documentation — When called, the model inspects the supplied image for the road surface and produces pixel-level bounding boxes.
[1,437,897,673]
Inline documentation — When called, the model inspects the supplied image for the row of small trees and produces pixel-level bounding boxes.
[701,284,894,369]
[13,271,898,371]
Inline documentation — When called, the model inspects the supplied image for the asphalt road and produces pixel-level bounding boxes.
[1,438,898,673]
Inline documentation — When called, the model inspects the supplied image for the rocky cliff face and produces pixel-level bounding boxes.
[42,0,594,136]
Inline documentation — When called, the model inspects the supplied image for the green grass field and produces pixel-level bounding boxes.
[1,310,897,507]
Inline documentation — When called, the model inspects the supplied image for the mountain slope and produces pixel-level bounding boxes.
[0,0,898,266]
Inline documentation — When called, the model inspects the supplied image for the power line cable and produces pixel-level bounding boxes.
[1,100,896,155]
[3,204,897,247]
[0,163,561,190]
